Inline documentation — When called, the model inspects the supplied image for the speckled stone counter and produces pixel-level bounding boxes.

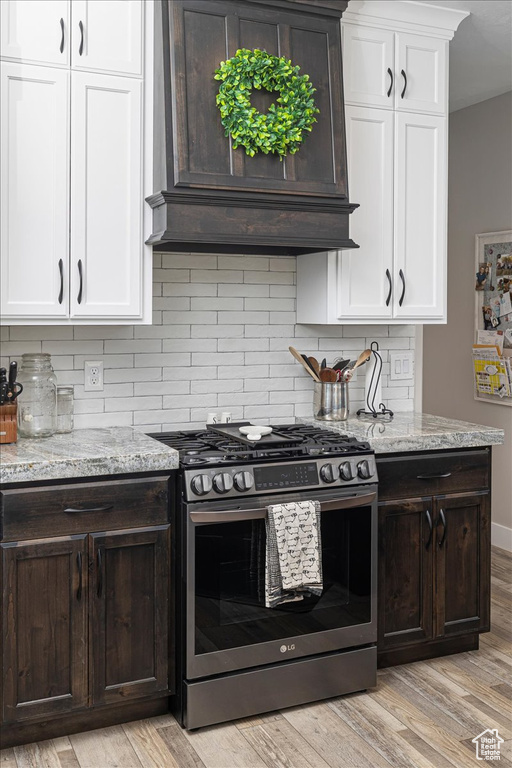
[0,428,179,485]
[299,412,504,454]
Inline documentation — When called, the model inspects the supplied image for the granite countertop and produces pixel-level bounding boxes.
[299,412,505,454]
[0,428,179,485]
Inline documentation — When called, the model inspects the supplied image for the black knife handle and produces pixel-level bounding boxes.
[77,259,83,304]
[8,361,17,389]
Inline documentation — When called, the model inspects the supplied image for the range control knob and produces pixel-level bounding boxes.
[340,461,354,481]
[191,474,213,496]
[357,460,372,480]
[233,471,254,492]
[213,472,234,494]
[320,463,338,484]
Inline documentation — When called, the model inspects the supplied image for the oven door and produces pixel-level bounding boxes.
[184,485,377,680]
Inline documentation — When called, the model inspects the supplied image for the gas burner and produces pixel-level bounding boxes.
[151,423,372,468]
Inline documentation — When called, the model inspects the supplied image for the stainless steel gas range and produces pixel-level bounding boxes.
[152,423,378,729]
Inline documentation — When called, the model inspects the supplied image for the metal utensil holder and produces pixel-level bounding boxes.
[313,381,349,421]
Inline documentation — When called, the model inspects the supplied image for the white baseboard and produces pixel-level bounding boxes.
[491,522,512,552]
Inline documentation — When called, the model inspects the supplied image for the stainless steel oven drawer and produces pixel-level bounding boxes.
[183,645,377,729]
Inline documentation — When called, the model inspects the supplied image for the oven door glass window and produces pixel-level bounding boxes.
[194,507,372,655]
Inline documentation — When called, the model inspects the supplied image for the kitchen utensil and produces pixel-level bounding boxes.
[301,354,320,377]
[289,347,321,382]
[351,349,372,371]
[333,358,350,371]
[321,358,327,369]
[0,369,8,405]
[308,357,321,375]
[319,367,337,382]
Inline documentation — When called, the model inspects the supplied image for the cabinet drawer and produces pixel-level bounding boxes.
[377,450,490,501]
[1,477,169,541]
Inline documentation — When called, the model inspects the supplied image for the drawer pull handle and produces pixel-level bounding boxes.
[76,551,83,601]
[64,505,114,514]
[386,67,393,98]
[438,508,447,548]
[400,69,407,99]
[425,510,433,549]
[416,473,452,480]
[97,548,103,598]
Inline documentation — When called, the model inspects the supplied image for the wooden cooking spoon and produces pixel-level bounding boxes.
[345,349,372,373]
[288,346,321,382]
[319,367,337,382]
[308,357,321,375]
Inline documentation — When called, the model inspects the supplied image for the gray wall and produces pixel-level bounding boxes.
[423,91,512,540]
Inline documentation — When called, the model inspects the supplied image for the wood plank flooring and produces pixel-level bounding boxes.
[2,546,511,768]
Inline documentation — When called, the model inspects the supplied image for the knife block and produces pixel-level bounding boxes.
[0,403,17,444]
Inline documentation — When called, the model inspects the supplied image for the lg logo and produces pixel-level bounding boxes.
[280,644,295,653]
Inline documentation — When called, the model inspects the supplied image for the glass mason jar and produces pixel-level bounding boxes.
[56,385,74,433]
[17,353,58,438]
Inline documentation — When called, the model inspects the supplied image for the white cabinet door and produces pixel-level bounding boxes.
[394,112,447,320]
[1,63,69,319]
[337,106,394,320]
[70,72,142,319]
[71,0,143,76]
[0,0,70,66]
[396,34,447,115]
[342,24,394,109]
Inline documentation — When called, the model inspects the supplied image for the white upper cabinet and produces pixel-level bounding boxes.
[0,0,70,67]
[337,106,394,320]
[0,0,143,77]
[342,24,447,115]
[70,73,142,318]
[297,0,468,326]
[397,33,446,115]
[0,63,69,318]
[393,112,446,320]
[71,1,143,76]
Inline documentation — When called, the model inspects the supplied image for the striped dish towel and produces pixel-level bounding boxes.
[265,500,322,609]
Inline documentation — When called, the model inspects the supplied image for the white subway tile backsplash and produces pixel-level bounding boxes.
[3,253,414,429]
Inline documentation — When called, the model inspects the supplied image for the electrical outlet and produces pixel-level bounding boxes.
[84,361,104,391]
[389,351,414,380]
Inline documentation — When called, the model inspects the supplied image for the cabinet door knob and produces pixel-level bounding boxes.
[438,508,447,548]
[386,68,393,98]
[385,269,392,306]
[425,509,433,549]
[77,259,83,304]
[398,269,406,307]
[400,69,407,99]
[58,259,64,304]
[79,20,84,56]
[59,18,65,53]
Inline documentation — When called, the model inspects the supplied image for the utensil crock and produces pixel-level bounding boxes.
[313,381,349,421]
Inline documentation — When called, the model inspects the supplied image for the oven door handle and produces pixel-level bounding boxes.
[189,491,377,523]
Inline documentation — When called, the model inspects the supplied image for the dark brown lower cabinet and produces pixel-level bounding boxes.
[2,535,88,722]
[0,476,172,747]
[90,526,170,705]
[377,449,491,667]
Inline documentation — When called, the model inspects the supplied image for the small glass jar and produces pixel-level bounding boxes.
[17,353,58,438]
[56,386,74,433]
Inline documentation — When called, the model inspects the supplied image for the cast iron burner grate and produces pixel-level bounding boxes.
[151,423,372,467]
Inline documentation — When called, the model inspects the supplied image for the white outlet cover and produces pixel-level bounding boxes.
[84,361,104,391]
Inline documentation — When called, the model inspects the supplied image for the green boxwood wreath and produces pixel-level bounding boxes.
[214,48,320,160]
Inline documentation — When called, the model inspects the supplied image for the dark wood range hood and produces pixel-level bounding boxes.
[147,0,358,256]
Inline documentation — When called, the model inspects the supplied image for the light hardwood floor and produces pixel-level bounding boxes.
[2,546,511,768]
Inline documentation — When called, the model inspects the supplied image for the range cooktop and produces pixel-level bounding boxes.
[152,423,372,468]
